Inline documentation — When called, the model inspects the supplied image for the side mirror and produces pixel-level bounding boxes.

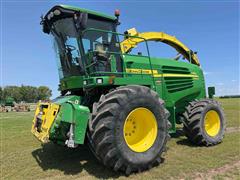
[208,86,215,98]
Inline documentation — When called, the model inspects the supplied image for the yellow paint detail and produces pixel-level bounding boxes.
[123,107,158,152]
[31,102,60,143]
[153,74,162,77]
[142,69,158,74]
[162,73,199,78]
[120,28,200,66]
[126,68,142,73]
[125,28,138,36]
[126,68,158,74]
[204,110,221,137]
[126,68,199,79]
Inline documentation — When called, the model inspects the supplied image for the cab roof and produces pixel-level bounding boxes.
[59,5,116,21]
[42,5,117,33]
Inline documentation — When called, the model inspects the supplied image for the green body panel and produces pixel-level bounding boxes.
[58,54,206,134]
[123,55,206,132]
[60,76,84,91]
[49,95,90,144]
[119,55,205,132]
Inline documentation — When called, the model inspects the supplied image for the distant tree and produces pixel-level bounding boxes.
[19,85,38,103]
[0,86,3,102]
[1,85,52,103]
[37,86,52,100]
[2,86,21,102]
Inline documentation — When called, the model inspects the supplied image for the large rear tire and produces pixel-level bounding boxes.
[183,99,226,146]
[88,85,169,174]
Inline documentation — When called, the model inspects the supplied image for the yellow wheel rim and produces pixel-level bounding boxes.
[204,110,221,137]
[123,107,158,153]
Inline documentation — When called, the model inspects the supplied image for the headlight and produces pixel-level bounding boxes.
[53,9,61,16]
[96,78,103,84]
[47,12,54,20]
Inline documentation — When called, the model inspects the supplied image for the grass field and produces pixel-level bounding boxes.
[0,98,239,179]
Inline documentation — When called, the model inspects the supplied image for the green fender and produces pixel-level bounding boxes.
[49,95,90,145]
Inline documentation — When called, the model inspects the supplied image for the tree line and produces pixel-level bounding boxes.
[0,85,52,103]
[219,95,240,98]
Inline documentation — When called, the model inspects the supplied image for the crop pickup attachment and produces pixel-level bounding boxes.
[31,102,60,143]
[31,96,90,146]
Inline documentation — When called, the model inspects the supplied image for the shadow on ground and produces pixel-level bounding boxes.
[32,143,122,179]
[171,129,198,147]
[176,138,197,147]
[31,129,193,178]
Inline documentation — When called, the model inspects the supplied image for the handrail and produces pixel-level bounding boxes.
[81,28,157,89]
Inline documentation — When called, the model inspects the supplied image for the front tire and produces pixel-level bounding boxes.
[88,85,169,174]
[183,99,226,146]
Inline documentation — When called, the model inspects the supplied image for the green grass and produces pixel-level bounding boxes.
[0,98,240,179]
[216,98,240,127]
[212,165,240,180]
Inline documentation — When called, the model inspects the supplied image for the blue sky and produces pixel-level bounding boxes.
[1,0,239,98]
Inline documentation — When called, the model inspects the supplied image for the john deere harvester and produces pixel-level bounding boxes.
[31,5,226,174]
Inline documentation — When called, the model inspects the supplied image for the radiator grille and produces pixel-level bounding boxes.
[162,66,194,93]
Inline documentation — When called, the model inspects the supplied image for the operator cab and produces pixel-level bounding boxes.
[42,5,122,79]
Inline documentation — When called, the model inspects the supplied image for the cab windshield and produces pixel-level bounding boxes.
[51,17,118,79]
[51,18,83,79]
